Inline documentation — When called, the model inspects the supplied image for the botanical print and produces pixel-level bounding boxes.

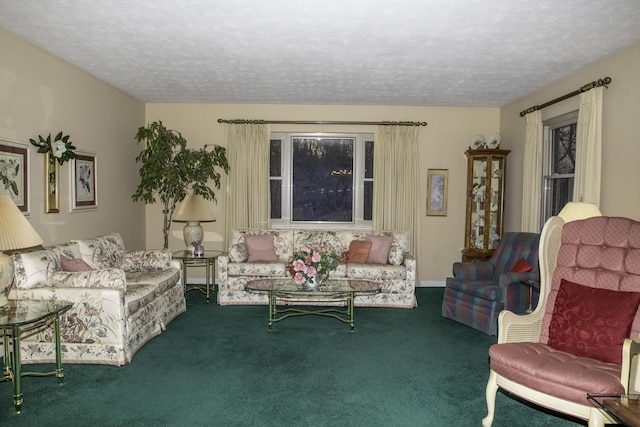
[0,140,28,211]
[77,160,93,201]
[72,153,97,210]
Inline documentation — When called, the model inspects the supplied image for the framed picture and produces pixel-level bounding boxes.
[426,169,448,216]
[70,152,97,212]
[0,138,30,215]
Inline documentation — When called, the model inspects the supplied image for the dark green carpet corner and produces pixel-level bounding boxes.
[1,288,585,426]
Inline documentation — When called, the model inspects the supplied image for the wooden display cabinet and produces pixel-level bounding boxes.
[462,149,510,262]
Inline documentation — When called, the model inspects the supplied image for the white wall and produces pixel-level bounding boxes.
[1,27,147,249]
[501,41,640,228]
[145,103,501,283]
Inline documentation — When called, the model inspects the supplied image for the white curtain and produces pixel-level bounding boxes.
[224,123,270,242]
[521,110,543,232]
[574,86,603,206]
[373,125,420,258]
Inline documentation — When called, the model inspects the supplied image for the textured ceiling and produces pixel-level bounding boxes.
[1,1,640,107]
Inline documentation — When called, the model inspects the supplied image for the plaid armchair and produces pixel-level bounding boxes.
[441,232,540,335]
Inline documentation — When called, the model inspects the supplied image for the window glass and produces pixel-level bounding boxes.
[269,133,373,228]
[542,112,577,226]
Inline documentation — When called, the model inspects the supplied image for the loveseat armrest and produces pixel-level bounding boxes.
[51,268,126,289]
[496,309,544,344]
[622,338,640,393]
[122,249,172,272]
[452,261,495,280]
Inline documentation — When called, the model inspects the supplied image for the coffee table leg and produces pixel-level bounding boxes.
[11,324,23,413]
[54,314,65,384]
[348,292,355,331]
[268,291,275,330]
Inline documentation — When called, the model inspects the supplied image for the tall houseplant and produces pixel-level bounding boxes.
[133,121,229,249]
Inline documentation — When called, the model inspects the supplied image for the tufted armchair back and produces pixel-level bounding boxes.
[539,216,640,344]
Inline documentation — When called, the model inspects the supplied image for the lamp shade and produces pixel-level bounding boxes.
[172,195,216,223]
[557,202,602,223]
[0,195,44,251]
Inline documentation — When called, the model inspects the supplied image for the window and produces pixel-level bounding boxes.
[541,112,577,227]
[269,133,374,228]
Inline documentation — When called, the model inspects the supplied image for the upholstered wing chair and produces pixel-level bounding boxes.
[483,216,640,427]
[441,232,540,335]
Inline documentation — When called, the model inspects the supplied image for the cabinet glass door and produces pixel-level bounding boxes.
[470,156,488,250]
[488,158,505,249]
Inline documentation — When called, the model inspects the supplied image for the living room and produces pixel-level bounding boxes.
[2,24,639,285]
[2,3,640,425]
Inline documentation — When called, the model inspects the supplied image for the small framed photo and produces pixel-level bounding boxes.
[426,169,448,216]
[0,138,30,215]
[70,152,97,212]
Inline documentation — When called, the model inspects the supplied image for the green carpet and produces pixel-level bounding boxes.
[0,288,585,426]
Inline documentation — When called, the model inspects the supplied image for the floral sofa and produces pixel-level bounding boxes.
[8,232,186,365]
[217,228,416,308]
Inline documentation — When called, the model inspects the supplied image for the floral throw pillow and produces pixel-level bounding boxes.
[229,243,248,263]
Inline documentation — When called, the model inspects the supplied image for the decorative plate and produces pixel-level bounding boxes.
[469,135,486,149]
[487,133,501,149]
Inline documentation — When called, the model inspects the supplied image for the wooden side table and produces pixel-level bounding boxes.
[172,250,223,302]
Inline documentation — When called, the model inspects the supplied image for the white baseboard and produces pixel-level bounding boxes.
[418,280,445,287]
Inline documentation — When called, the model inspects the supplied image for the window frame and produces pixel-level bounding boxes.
[541,111,578,228]
[269,132,374,230]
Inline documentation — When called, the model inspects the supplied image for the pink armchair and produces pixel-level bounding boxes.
[483,216,640,427]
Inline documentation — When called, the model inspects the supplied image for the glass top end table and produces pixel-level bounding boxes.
[172,250,223,302]
[1,299,72,413]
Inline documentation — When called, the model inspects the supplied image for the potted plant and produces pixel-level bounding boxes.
[132,121,229,249]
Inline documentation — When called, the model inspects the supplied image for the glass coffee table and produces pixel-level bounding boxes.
[1,299,72,413]
[245,279,380,331]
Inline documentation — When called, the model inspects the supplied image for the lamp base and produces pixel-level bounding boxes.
[183,221,203,248]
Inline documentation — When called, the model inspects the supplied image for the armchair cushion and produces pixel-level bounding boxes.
[548,278,640,364]
[510,258,532,273]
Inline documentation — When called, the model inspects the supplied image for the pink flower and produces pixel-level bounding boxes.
[311,252,322,263]
[294,272,306,284]
[306,266,317,276]
[292,259,306,272]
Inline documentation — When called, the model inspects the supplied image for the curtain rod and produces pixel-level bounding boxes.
[217,119,427,126]
[519,76,612,117]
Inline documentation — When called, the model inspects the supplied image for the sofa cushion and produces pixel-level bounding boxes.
[12,247,60,289]
[489,342,624,405]
[365,235,394,264]
[60,255,93,272]
[229,243,248,263]
[75,232,125,269]
[51,268,126,289]
[227,261,288,277]
[244,234,278,262]
[548,279,640,364]
[125,268,181,316]
[230,229,294,261]
[347,263,406,280]
[347,240,372,263]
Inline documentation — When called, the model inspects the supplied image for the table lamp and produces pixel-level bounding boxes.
[557,202,602,222]
[0,195,44,305]
[172,194,216,249]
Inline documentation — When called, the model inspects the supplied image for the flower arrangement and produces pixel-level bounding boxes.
[29,132,76,165]
[287,245,341,285]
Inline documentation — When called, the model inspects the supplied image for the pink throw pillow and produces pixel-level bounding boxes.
[510,258,532,273]
[365,235,394,264]
[60,255,93,272]
[548,279,640,365]
[347,240,372,263]
[244,234,278,262]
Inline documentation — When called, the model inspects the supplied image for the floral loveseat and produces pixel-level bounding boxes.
[217,228,416,308]
[8,232,186,365]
